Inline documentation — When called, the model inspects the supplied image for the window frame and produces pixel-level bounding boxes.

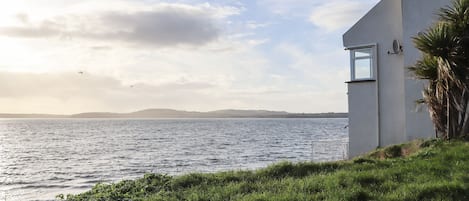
[348,44,377,82]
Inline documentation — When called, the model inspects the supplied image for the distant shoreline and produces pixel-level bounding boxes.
[0,108,347,119]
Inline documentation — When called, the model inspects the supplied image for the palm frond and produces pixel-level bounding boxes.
[411,0,469,139]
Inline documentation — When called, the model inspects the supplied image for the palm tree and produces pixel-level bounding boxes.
[410,0,469,140]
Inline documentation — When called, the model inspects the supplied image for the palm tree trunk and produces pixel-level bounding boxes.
[460,90,469,138]
[447,92,452,140]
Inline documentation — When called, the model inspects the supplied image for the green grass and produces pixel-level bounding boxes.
[59,139,469,201]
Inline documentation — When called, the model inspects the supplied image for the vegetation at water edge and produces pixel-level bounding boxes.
[59,139,469,201]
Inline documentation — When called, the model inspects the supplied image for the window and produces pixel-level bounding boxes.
[350,47,374,81]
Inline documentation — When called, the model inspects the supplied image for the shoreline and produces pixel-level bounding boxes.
[60,139,469,201]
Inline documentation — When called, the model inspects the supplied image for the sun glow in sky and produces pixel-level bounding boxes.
[0,0,379,114]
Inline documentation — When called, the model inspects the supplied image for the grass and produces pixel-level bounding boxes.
[59,139,469,201]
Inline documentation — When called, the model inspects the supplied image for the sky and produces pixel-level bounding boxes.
[0,0,379,114]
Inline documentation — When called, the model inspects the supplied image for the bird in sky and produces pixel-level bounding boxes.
[78,71,84,75]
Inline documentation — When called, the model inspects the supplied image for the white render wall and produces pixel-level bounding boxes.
[402,0,451,140]
[347,82,379,157]
[343,0,455,157]
[343,0,406,157]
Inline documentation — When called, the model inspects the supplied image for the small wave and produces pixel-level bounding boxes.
[16,184,72,189]
[74,175,97,179]
[47,177,74,182]
[0,181,35,185]
[207,158,221,163]
[175,163,190,167]
[74,185,94,189]
[3,171,25,176]
[82,179,111,184]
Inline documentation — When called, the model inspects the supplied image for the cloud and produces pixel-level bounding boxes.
[273,42,349,94]
[98,9,221,46]
[0,3,239,47]
[0,1,351,114]
[309,0,376,32]
[257,0,313,16]
[0,26,55,38]
[0,71,218,113]
[246,21,272,29]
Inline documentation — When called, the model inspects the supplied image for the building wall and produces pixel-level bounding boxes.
[373,0,405,147]
[347,82,379,157]
[401,0,451,140]
[343,0,405,157]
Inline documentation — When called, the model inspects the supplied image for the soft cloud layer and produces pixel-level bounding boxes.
[0,71,346,114]
[0,71,216,113]
[0,0,380,114]
[257,0,313,16]
[0,3,239,47]
[309,0,376,32]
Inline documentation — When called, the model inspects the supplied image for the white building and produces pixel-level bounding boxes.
[343,0,451,157]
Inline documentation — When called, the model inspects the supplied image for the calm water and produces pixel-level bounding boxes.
[0,118,348,201]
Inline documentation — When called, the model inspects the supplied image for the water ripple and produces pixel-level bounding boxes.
[0,118,348,201]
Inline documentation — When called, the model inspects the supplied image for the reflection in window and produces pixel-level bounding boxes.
[351,48,373,80]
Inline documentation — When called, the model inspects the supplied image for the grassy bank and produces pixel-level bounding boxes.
[59,139,469,201]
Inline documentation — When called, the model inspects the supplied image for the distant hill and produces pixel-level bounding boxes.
[129,109,203,118]
[70,112,127,118]
[0,109,347,119]
[207,109,289,117]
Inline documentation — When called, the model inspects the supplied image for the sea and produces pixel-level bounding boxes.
[0,118,348,201]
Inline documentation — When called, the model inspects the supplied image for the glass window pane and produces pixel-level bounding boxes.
[354,58,372,79]
[355,49,371,57]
